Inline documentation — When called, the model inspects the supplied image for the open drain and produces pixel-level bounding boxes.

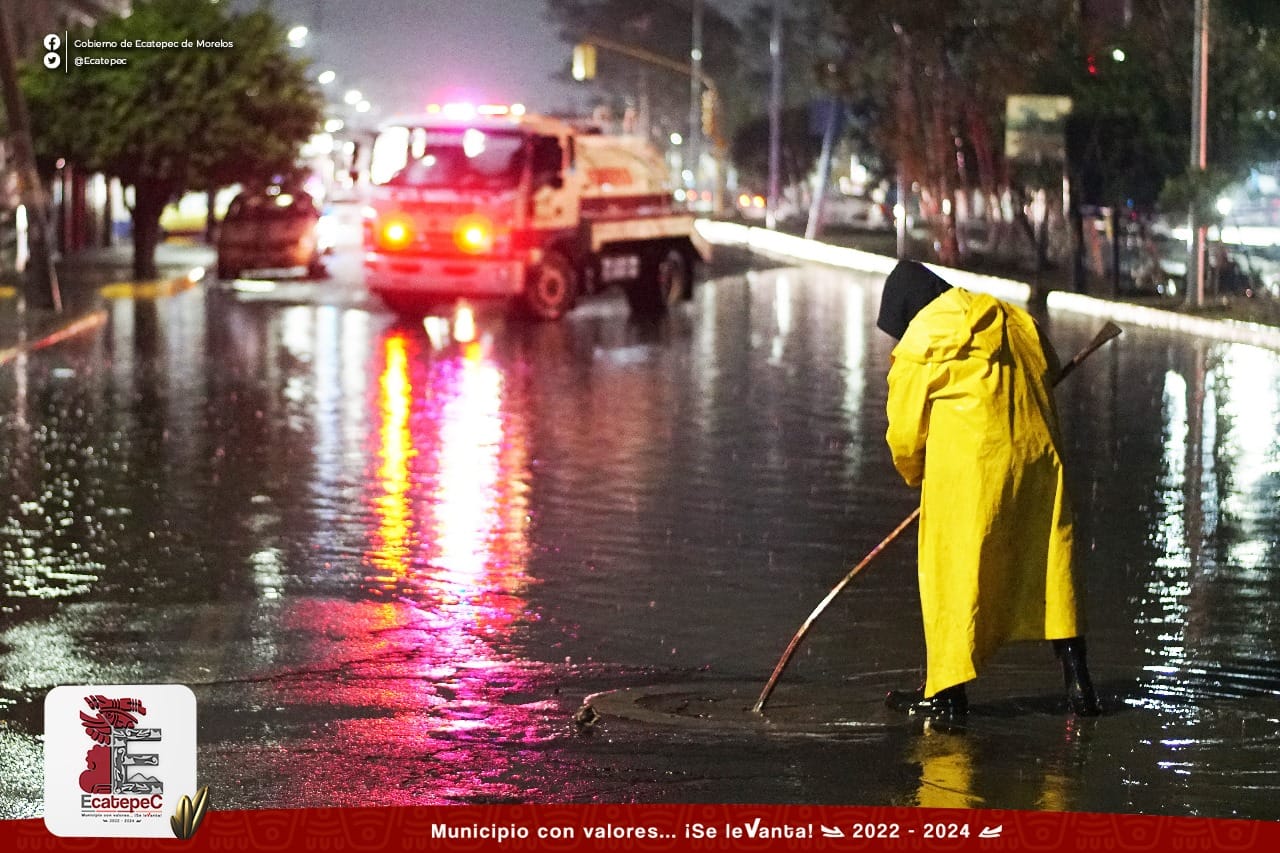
[583,671,924,735]
[580,665,1149,736]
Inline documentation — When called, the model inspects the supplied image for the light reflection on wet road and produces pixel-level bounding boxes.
[1,250,1279,817]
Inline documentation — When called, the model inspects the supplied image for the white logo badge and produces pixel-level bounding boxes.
[44,685,198,838]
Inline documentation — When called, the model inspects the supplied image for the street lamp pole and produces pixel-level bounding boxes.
[689,0,703,198]
[1188,0,1210,307]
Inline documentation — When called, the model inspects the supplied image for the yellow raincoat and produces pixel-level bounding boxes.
[886,288,1083,698]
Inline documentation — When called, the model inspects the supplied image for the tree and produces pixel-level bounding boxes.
[823,0,1280,270]
[826,0,1076,265]
[21,0,322,280]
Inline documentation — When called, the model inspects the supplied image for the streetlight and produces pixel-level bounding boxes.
[287,25,308,48]
[343,89,362,105]
[317,69,336,85]
[669,132,682,145]
[324,118,345,133]
[356,100,371,113]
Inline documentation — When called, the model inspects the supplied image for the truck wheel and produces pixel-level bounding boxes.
[521,252,577,321]
[306,254,327,279]
[627,246,691,316]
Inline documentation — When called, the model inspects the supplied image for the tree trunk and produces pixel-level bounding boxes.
[204,188,217,244]
[131,185,167,281]
[933,64,959,266]
[101,179,115,248]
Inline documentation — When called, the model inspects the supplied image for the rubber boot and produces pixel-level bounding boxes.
[885,682,968,720]
[1053,637,1101,716]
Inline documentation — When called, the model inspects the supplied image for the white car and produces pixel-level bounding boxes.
[821,194,891,230]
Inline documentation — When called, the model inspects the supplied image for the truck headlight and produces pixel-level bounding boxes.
[379,218,413,250]
[453,214,495,254]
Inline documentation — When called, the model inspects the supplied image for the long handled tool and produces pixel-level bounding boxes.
[752,320,1123,714]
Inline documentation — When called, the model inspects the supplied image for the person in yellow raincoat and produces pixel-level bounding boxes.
[877,260,1100,720]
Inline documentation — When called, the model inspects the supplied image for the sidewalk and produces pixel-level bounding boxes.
[0,242,214,358]
[699,220,1280,352]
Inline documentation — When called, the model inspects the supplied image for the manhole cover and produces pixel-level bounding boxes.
[582,665,1142,736]
[585,671,922,736]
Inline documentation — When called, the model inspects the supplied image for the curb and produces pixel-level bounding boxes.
[0,309,108,367]
[696,220,1280,352]
[0,266,206,368]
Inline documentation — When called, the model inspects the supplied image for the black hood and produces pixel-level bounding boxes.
[876,260,953,340]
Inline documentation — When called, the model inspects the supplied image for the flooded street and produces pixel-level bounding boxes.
[2,246,1279,819]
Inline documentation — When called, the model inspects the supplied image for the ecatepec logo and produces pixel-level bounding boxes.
[45,684,197,838]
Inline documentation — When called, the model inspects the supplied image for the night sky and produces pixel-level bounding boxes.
[227,0,755,122]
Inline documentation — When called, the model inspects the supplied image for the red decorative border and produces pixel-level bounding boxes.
[2,805,1271,851]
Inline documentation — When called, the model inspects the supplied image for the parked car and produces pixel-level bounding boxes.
[735,190,767,222]
[821,194,891,231]
[768,192,892,231]
[216,186,330,279]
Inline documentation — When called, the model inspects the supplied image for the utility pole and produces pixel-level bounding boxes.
[1188,0,1210,307]
[766,0,782,230]
[0,6,62,311]
[805,100,840,241]
[688,0,703,201]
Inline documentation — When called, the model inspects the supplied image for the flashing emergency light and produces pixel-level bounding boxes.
[442,102,477,120]
[453,214,494,254]
[425,103,525,120]
[379,218,413,250]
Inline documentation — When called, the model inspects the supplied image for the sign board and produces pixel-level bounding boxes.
[1005,95,1072,163]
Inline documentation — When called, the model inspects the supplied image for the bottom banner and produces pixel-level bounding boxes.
[3,804,1271,850]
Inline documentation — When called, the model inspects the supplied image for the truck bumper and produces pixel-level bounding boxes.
[364,253,525,297]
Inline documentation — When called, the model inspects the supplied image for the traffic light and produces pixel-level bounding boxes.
[701,88,716,137]
[572,43,597,81]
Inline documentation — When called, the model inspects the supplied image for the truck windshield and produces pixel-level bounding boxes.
[371,126,525,190]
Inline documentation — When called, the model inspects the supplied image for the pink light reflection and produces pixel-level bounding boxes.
[363,330,534,732]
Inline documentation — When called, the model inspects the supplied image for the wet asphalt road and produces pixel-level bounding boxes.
[2,233,1280,819]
